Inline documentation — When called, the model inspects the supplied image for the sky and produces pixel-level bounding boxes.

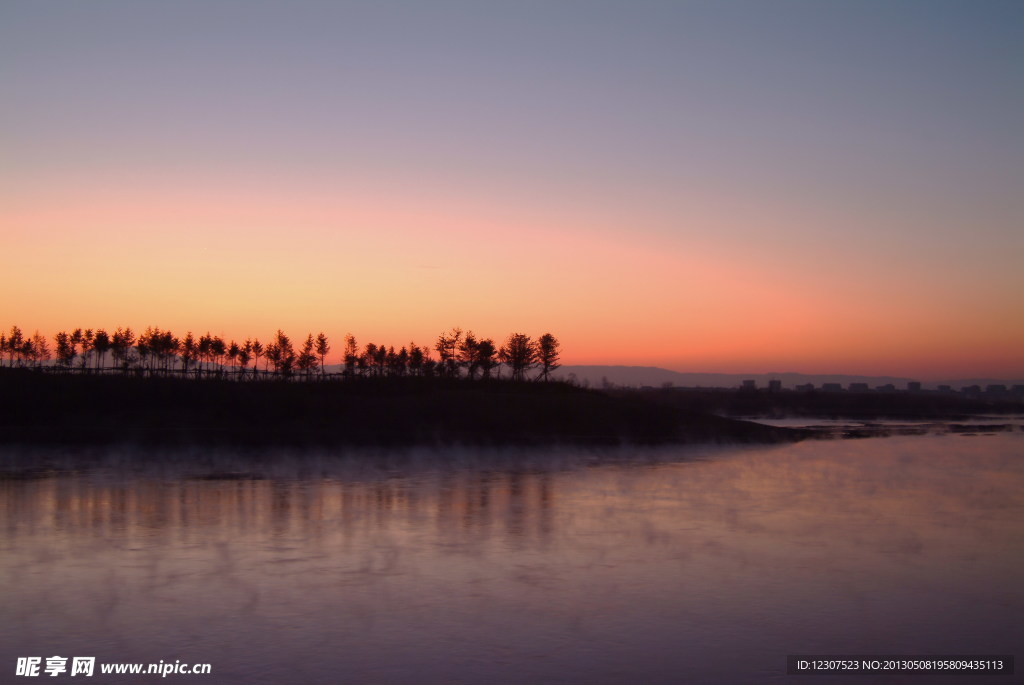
[2,0,1022,379]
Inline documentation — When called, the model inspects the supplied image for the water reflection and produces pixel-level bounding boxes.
[1,436,1021,684]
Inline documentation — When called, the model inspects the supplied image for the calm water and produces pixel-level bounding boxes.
[2,433,1021,684]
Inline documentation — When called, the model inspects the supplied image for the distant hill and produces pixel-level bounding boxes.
[552,366,1024,391]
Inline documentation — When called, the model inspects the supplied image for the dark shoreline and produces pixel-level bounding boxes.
[0,368,806,449]
[619,386,1023,421]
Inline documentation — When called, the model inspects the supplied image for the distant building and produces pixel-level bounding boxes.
[822,382,843,392]
[907,381,921,392]
[985,384,1007,394]
[796,383,815,392]
[961,385,981,395]
[876,384,896,392]
[1013,385,1024,395]
[768,380,782,392]
[937,385,952,393]
[848,382,869,392]
[741,380,756,390]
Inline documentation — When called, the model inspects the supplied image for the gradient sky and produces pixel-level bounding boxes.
[2,0,1022,378]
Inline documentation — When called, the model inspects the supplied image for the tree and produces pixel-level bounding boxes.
[54,331,75,369]
[343,334,359,378]
[315,332,330,375]
[458,331,480,379]
[78,329,94,370]
[499,333,537,381]
[389,346,408,377]
[210,336,227,375]
[181,332,198,377]
[93,329,111,371]
[30,331,50,368]
[111,328,135,372]
[250,339,264,377]
[297,334,317,379]
[138,327,178,374]
[227,341,241,372]
[408,343,425,376]
[237,342,252,377]
[7,326,24,367]
[434,327,462,377]
[197,334,213,377]
[268,330,295,377]
[536,333,561,381]
[476,338,498,379]
[135,332,151,373]
[363,342,379,377]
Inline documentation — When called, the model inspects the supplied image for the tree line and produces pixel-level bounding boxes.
[0,325,560,382]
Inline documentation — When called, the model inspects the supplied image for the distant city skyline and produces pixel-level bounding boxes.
[2,1,1021,379]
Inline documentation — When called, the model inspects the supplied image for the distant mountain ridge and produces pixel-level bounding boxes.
[552,366,1024,391]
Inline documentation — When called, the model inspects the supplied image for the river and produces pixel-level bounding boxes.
[2,429,1021,683]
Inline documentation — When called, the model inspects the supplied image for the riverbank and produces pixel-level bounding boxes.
[0,369,804,448]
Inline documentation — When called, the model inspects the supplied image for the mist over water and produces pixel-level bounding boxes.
[2,435,1021,684]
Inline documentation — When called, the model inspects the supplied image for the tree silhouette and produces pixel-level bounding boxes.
[408,343,425,376]
[368,344,385,376]
[227,341,241,374]
[297,334,317,380]
[54,331,74,369]
[477,338,498,379]
[268,330,295,378]
[435,327,462,377]
[500,333,537,381]
[237,342,252,377]
[93,329,111,371]
[111,328,135,372]
[181,332,198,377]
[210,335,226,375]
[7,326,25,367]
[24,331,49,367]
[6,322,563,386]
[77,329,94,370]
[343,335,359,378]
[315,332,330,375]
[250,339,264,378]
[389,346,408,377]
[537,333,561,381]
[197,334,213,377]
[458,331,480,379]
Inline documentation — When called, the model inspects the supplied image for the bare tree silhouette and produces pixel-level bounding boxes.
[500,333,537,382]
[477,338,498,379]
[227,341,241,374]
[237,341,252,377]
[458,331,480,379]
[250,339,264,378]
[8,323,564,386]
[343,334,359,378]
[54,331,74,369]
[315,332,330,376]
[537,333,561,381]
[111,328,135,373]
[77,329,94,371]
[7,326,25,367]
[435,327,462,377]
[297,334,317,380]
[267,330,295,378]
[93,329,111,371]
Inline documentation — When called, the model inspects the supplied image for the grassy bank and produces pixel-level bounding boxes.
[0,369,804,448]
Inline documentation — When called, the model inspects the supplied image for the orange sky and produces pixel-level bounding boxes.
[2,2,1022,380]
[3,173,1021,379]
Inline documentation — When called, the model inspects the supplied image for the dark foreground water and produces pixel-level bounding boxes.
[2,432,1021,684]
